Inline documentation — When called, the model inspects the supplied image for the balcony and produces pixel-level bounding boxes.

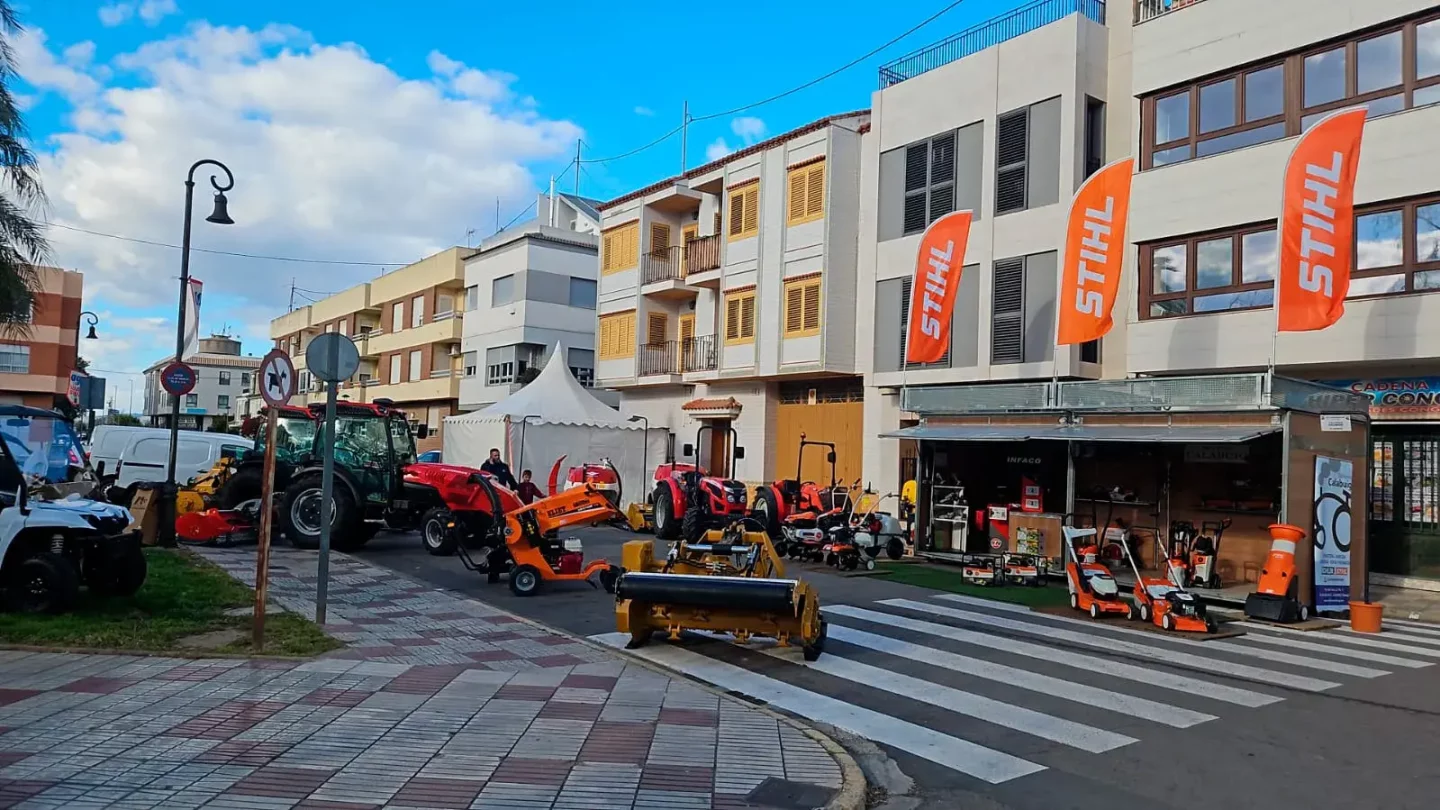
[1134,0,1204,24]
[682,335,718,374]
[637,337,720,379]
[641,247,699,299]
[366,317,463,355]
[682,235,722,286]
[877,0,1106,88]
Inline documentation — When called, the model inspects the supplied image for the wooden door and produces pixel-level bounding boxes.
[677,314,695,372]
[708,420,731,478]
[681,224,698,275]
[774,383,864,488]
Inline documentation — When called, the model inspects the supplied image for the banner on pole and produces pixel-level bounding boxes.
[182,278,204,358]
[1056,158,1134,346]
[904,210,973,365]
[1312,455,1353,613]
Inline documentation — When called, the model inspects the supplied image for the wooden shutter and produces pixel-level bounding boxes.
[784,283,804,334]
[742,187,758,235]
[679,314,695,342]
[725,296,741,341]
[740,293,756,339]
[728,189,745,237]
[991,258,1025,363]
[650,223,671,257]
[784,279,821,337]
[805,163,825,219]
[714,210,722,236]
[601,231,613,273]
[802,280,821,332]
[600,312,637,359]
[602,223,639,272]
[682,224,698,243]
[647,312,667,345]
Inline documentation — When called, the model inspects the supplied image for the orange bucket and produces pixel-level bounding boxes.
[1349,601,1383,633]
[1267,523,1306,543]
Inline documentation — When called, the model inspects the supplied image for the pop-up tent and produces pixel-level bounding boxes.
[443,343,668,505]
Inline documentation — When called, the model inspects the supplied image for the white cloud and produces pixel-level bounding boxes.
[139,0,180,24]
[98,3,133,26]
[704,137,731,162]
[13,29,102,100]
[702,117,767,164]
[28,21,581,377]
[633,106,653,117]
[99,1,180,27]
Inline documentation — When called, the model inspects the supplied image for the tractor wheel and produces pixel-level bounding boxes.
[654,487,679,540]
[886,538,905,560]
[84,543,148,598]
[5,553,80,614]
[421,507,458,556]
[509,564,541,597]
[752,487,782,538]
[217,466,263,510]
[281,476,358,551]
[681,506,706,544]
[803,618,827,662]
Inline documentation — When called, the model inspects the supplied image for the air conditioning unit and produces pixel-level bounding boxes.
[449,345,462,356]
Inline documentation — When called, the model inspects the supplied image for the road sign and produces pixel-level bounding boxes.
[306,333,359,383]
[160,362,197,397]
[259,349,296,407]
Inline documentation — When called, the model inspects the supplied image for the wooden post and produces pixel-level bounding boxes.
[253,408,279,650]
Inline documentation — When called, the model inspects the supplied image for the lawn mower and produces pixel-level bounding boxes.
[614,518,826,660]
[651,426,749,542]
[752,434,851,544]
[1244,523,1312,623]
[1062,521,1130,619]
[1126,527,1216,633]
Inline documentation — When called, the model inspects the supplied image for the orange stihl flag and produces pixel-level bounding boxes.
[1277,108,1367,332]
[905,210,973,364]
[1056,158,1134,345]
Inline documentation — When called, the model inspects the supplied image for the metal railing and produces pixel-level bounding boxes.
[1134,0,1205,25]
[684,235,722,274]
[682,335,718,373]
[641,246,685,285]
[878,0,1106,88]
[638,337,719,376]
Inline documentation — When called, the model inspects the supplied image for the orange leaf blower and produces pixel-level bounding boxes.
[1243,523,1311,623]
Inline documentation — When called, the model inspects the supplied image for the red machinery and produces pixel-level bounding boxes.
[408,463,525,556]
[651,426,749,542]
[550,456,622,505]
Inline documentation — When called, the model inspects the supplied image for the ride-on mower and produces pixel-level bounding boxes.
[752,434,850,541]
[1063,522,1130,619]
[1244,523,1312,623]
[615,518,826,660]
[651,426,749,542]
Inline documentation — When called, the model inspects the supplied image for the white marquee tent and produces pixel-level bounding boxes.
[443,343,668,505]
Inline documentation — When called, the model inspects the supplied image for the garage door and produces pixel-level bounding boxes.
[774,380,864,489]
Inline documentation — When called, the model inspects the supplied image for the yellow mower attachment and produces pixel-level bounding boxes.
[624,502,654,533]
[176,457,236,515]
[614,522,827,660]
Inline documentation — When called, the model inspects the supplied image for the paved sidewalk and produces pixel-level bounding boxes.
[0,547,847,810]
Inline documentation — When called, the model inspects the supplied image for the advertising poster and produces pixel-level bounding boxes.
[1313,456,1353,613]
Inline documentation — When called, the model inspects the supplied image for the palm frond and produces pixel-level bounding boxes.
[0,0,50,332]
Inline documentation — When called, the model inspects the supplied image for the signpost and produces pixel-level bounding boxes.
[253,349,296,650]
[304,333,359,626]
[160,361,198,398]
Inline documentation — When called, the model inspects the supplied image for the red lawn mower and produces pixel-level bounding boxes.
[651,426,749,542]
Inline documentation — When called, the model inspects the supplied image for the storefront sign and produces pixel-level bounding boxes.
[1183,444,1249,464]
[1325,377,1440,421]
[1313,456,1353,614]
[1320,414,1352,432]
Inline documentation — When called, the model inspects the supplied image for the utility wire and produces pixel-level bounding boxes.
[47,221,411,267]
[494,157,578,234]
[579,124,685,165]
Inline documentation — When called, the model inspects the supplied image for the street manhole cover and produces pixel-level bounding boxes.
[745,777,836,809]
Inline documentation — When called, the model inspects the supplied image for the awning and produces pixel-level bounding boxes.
[881,424,1281,443]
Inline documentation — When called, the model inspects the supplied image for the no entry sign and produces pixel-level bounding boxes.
[259,349,297,407]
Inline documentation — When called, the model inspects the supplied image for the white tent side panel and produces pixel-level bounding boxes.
[511,424,669,504]
[443,417,508,469]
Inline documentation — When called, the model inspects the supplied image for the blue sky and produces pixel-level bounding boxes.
[15,0,1023,409]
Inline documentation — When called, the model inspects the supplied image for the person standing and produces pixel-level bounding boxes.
[481,447,518,490]
[516,469,543,504]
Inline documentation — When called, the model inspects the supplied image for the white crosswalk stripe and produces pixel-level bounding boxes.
[882,599,1344,692]
[590,632,1046,783]
[1236,622,1440,658]
[1381,618,1440,634]
[1233,631,1433,668]
[1340,626,1440,647]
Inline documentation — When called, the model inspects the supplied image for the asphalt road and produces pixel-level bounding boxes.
[353,526,1440,810]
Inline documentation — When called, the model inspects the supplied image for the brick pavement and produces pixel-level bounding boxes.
[0,547,846,809]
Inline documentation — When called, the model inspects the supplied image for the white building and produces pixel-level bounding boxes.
[459,193,612,411]
[594,112,870,486]
[143,334,261,430]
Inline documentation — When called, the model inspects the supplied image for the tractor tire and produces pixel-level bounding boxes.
[752,487,782,538]
[6,553,80,614]
[803,618,827,662]
[217,466,263,510]
[421,507,458,556]
[509,564,541,597]
[681,506,706,544]
[281,476,359,551]
[84,543,148,598]
[654,487,679,540]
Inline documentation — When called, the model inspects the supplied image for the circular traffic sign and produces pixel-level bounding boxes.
[305,333,359,383]
[259,349,297,407]
[160,361,197,397]
[989,537,1003,550]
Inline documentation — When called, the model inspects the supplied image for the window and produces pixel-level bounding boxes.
[299,370,312,392]
[324,323,334,333]
[435,294,454,316]
[568,348,595,387]
[411,295,424,328]
[240,372,250,391]
[646,312,667,346]
[493,274,515,306]
[185,394,198,408]
[392,301,404,332]
[903,132,956,234]
[463,351,477,377]
[338,319,348,336]
[995,110,1027,214]
[568,277,597,308]
[487,361,514,386]
[218,371,231,386]
[713,210,722,236]
[786,159,826,226]
[601,221,639,273]
[649,222,671,257]
[724,289,757,344]
[727,182,759,241]
[466,285,478,310]
[390,354,402,384]
[1144,10,1440,169]
[598,311,636,359]
[217,395,230,410]
[1083,98,1105,179]
[783,277,822,338]
[409,350,422,382]
[0,344,31,374]
[991,259,1025,363]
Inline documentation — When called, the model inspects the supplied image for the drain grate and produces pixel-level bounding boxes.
[745,777,837,809]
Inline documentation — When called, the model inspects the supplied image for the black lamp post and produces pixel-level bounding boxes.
[627,414,649,492]
[160,159,234,547]
[74,311,98,430]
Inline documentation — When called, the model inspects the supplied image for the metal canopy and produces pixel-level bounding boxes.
[881,423,1282,444]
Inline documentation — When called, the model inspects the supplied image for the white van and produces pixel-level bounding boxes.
[90,425,253,490]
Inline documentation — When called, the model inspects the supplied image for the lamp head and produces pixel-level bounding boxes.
[205,191,234,225]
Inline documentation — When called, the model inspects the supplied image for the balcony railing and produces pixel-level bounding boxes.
[682,335,718,373]
[878,0,1106,88]
[642,247,685,285]
[684,235,722,275]
[1134,0,1204,24]
[638,336,719,376]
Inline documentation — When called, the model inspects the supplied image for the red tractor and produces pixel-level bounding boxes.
[651,425,749,542]
[752,434,854,551]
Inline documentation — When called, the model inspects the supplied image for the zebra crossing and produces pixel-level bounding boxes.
[590,593,1439,786]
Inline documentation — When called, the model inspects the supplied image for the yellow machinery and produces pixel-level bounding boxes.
[624,501,654,533]
[614,520,827,660]
[175,457,236,515]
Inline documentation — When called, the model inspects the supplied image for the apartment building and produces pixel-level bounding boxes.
[595,112,870,485]
[0,267,84,410]
[143,334,260,429]
[269,247,468,452]
[459,194,610,410]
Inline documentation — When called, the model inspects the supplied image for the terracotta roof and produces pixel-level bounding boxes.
[598,110,871,212]
[682,397,743,412]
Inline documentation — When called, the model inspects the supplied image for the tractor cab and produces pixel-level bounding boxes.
[313,398,421,509]
[245,405,318,466]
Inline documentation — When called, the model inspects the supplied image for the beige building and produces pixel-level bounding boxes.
[270,247,469,452]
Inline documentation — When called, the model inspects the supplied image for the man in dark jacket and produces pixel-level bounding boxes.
[481,448,518,490]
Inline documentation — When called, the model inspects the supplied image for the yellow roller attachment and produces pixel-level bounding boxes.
[175,489,207,516]
[621,539,660,573]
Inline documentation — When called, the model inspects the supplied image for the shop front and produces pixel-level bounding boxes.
[885,373,1373,611]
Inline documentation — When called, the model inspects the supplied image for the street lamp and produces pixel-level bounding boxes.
[160,159,235,547]
[628,414,650,498]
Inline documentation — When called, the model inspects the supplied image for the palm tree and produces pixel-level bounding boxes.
[0,1,49,333]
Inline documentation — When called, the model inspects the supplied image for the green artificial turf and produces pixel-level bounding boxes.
[875,561,1073,608]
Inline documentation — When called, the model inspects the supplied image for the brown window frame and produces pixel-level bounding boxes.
[1141,9,1440,170]
[1139,192,1440,320]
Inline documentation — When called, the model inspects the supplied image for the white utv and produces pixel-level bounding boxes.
[0,406,145,613]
